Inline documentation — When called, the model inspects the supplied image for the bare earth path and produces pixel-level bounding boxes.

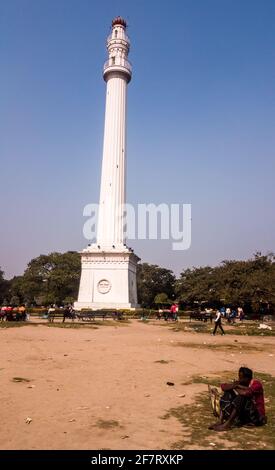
[0,321,274,449]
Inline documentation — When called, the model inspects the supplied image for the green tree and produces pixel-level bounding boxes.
[154,292,170,306]
[176,253,275,312]
[175,266,219,305]
[10,295,20,306]
[11,252,81,305]
[0,268,9,304]
[9,276,25,304]
[137,263,176,307]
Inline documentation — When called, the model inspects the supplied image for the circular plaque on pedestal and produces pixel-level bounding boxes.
[97,279,111,294]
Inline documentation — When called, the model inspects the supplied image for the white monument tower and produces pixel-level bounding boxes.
[75,17,140,310]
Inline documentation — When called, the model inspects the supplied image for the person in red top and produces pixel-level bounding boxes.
[209,367,267,431]
[5,305,13,321]
[170,303,178,321]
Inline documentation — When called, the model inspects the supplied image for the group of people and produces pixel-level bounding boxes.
[224,306,245,322]
[47,304,76,322]
[155,304,245,328]
[0,305,28,322]
[156,303,179,321]
[0,304,76,323]
[210,306,245,335]
[205,306,244,322]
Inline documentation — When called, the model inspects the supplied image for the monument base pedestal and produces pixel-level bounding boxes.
[74,302,140,310]
[74,247,140,310]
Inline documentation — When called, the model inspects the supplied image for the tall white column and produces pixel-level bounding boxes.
[75,17,139,311]
[97,18,132,248]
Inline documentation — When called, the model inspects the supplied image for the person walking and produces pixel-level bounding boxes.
[212,309,225,335]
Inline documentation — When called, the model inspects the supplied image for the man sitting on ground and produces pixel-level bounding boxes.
[209,367,267,431]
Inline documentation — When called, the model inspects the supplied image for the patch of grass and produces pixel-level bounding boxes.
[168,322,210,334]
[12,377,31,383]
[45,322,99,329]
[46,320,130,328]
[226,326,275,337]
[154,360,174,364]
[174,342,267,352]
[180,374,222,386]
[164,320,275,337]
[0,322,39,328]
[95,419,122,429]
[0,320,130,329]
[162,372,275,450]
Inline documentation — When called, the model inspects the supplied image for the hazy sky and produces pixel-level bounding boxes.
[1,0,275,279]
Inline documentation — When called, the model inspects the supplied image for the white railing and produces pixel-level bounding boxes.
[107,33,130,44]
[103,58,132,73]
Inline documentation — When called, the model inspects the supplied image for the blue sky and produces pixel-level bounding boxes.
[1,0,275,279]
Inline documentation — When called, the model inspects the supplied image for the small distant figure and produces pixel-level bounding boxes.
[64,305,75,322]
[0,305,7,321]
[163,309,170,321]
[62,305,71,323]
[141,309,148,321]
[18,304,27,321]
[156,308,163,320]
[48,305,56,323]
[6,306,13,321]
[205,308,214,323]
[209,367,267,431]
[225,307,231,321]
[212,309,225,335]
[238,306,244,321]
[170,303,178,321]
[13,306,20,321]
[229,309,237,324]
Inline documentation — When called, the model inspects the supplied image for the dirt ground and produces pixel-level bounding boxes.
[0,320,274,450]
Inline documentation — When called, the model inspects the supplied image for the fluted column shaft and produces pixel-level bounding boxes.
[97,73,127,247]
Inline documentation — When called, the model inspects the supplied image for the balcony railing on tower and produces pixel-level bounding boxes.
[103,58,132,73]
[107,33,130,44]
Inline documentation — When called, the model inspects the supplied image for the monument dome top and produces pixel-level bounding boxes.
[112,17,127,28]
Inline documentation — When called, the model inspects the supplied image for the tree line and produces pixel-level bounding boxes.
[0,251,274,312]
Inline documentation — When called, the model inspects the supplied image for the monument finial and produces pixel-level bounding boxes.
[112,16,127,28]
